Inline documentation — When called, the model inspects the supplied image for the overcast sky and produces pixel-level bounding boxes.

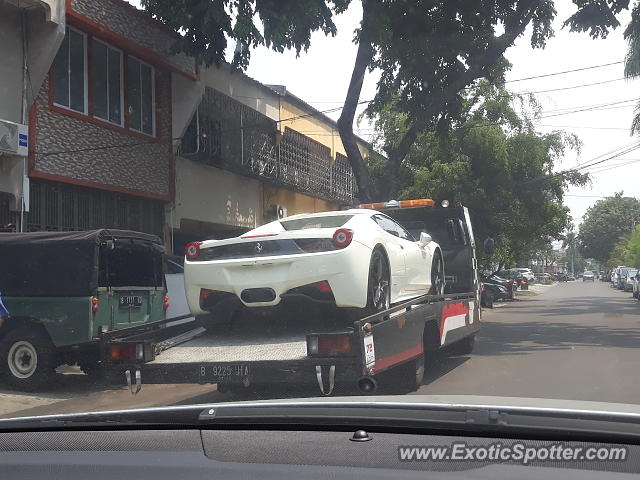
[130,1,640,228]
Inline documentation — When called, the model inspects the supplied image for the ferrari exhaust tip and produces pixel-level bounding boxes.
[357,376,378,394]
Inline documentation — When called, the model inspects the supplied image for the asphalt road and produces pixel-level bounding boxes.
[417,280,640,403]
[2,280,640,418]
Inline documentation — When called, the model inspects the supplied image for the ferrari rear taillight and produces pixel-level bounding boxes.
[185,241,201,260]
[332,228,353,248]
[315,280,332,292]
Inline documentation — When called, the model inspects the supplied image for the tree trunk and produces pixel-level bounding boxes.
[337,0,374,203]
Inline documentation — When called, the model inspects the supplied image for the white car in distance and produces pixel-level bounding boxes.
[184,209,444,324]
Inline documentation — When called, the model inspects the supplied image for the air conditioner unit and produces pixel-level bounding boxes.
[265,204,288,221]
[0,119,28,157]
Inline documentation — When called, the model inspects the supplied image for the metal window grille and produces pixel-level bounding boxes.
[26,180,164,237]
[331,153,357,201]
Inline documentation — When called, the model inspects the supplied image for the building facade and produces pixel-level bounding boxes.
[21,0,197,240]
[3,0,370,254]
[0,0,65,229]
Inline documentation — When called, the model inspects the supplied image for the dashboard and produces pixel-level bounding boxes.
[1,427,639,479]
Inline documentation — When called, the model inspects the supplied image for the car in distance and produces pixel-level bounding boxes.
[582,270,595,281]
[184,209,445,325]
[512,267,535,283]
[623,268,638,292]
[615,267,631,290]
[633,271,640,299]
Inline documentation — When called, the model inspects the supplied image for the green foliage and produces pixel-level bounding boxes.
[607,225,640,268]
[578,193,640,264]
[369,83,587,269]
[624,1,640,133]
[140,0,349,68]
[365,0,557,127]
[626,225,640,267]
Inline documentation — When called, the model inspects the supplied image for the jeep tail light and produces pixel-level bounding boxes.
[163,295,170,310]
[91,296,99,312]
[185,241,201,260]
[332,228,353,248]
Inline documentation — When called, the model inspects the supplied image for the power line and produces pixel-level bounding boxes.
[582,158,640,174]
[503,61,623,84]
[521,140,640,185]
[513,77,626,96]
[564,194,610,198]
[537,124,630,131]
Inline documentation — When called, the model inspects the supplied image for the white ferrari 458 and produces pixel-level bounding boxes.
[184,209,444,320]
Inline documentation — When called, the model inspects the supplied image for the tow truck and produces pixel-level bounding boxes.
[101,199,486,396]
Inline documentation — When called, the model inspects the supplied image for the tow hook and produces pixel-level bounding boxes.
[315,365,335,396]
[125,369,142,395]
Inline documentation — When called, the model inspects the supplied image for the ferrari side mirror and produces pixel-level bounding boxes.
[419,232,432,247]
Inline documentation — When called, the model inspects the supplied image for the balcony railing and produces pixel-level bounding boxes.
[179,88,357,203]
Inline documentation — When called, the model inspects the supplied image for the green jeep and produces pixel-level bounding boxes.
[0,229,167,390]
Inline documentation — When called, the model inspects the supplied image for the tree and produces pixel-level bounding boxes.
[607,234,633,267]
[563,229,578,274]
[626,225,640,267]
[367,83,588,270]
[342,0,628,201]
[139,0,631,202]
[578,193,640,264]
[140,0,349,69]
[624,2,640,133]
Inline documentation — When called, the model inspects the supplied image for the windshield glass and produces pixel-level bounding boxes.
[3,0,640,428]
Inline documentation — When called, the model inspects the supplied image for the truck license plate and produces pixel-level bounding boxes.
[119,295,142,308]
[199,364,250,382]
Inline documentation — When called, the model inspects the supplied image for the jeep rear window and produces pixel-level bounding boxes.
[99,244,163,287]
[280,214,354,231]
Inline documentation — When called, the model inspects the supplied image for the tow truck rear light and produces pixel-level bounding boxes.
[307,333,353,356]
[332,228,353,248]
[185,241,201,260]
[106,343,144,362]
[356,198,435,210]
[399,199,435,208]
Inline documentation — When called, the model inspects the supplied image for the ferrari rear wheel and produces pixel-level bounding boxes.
[429,251,445,296]
[365,249,391,314]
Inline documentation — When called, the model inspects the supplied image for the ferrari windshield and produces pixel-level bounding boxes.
[280,215,355,231]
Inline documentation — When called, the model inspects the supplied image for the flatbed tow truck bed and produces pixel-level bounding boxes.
[103,292,480,395]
